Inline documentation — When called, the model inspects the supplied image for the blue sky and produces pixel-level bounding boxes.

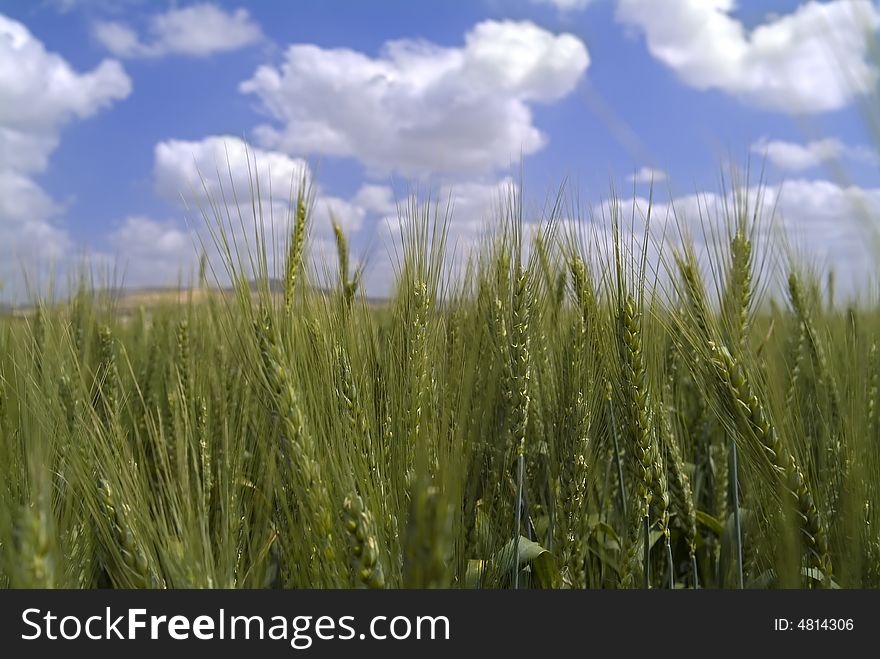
[2,0,880,299]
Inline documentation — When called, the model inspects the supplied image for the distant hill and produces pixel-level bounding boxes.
[1,282,390,318]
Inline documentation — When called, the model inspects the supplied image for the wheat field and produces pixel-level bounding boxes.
[1,177,878,590]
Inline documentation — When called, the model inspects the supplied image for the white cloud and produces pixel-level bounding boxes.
[629,166,667,184]
[145,133,880,300]
[109,216,191,254]
[154,135,311,209]
[352,184,397,216]
[442,178,519,233]
[530,0,594,11]
[0,13,131,298]
[1,19,130,131]
[595,177,880,298]
[92,21,142,58]
[149,135,376,287]
[751,137,879,171]
[93,3,262,58]
[105,216,198,288]
[616,0,880,112]
[111,135,880,300]
[365,177,518,296]
[381,177,518,247]
[239,20,589,176]
[49,0,144,13]
[741,179,879,296]
[313,196,367,235]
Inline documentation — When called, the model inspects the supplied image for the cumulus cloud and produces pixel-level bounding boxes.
[93,3,262,58]
[382,177,518,249]
[629,166,667,184]
[154,135,310,208]
[239,20,589,176]
[147,133,880,300]
[154,135,369,235]
[749,179,877,296]
[363,177,519,296]
[49,0,143,13]
[616,0,880,113]
[751,137,879,171]
[530,0,594,11]
[594,177,880,299]
[363,173,880,300]
[111,133,880,301]
[0,13,131,298]
[105,216,198,288]
[352,184,397,216]
[146,135,380,286]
